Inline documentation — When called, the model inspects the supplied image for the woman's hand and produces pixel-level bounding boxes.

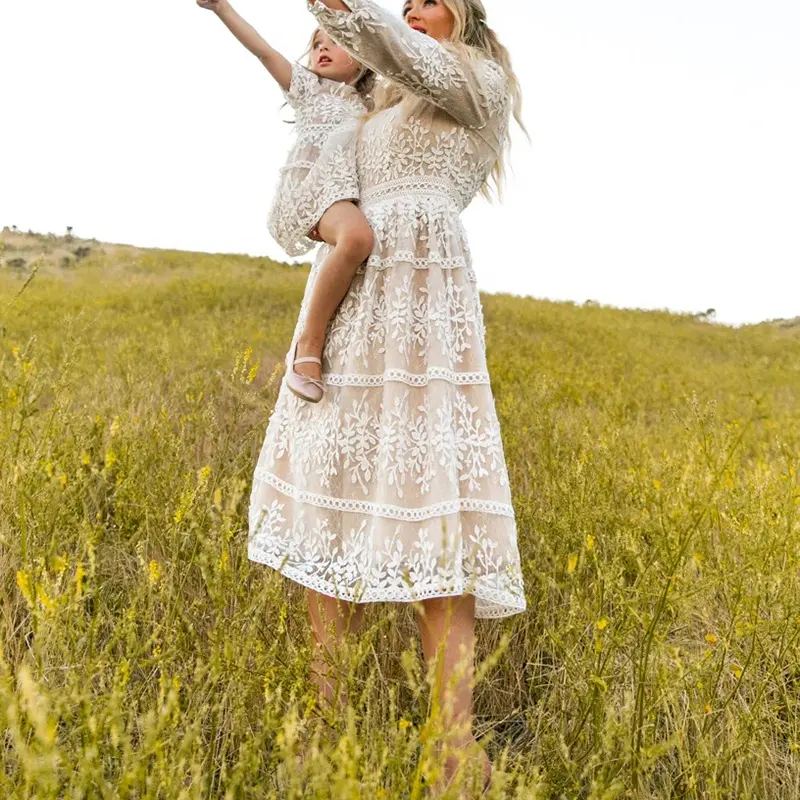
[196,0,230,13]
[308,226,323,243]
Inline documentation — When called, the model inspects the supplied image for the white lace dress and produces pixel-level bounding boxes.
[248,0,527,619]
[267,62,367,257]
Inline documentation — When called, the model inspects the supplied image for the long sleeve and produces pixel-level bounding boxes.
[308,0,508,130]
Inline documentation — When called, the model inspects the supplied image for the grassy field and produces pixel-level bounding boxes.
[1,231,799,798]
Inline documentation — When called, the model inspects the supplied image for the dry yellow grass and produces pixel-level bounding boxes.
[1,231,799,798]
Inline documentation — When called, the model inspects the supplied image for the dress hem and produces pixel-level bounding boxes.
[247,545,528,620]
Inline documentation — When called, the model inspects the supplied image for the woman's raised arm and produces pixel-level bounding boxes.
[307,0,505,130]
[197,0,292,91]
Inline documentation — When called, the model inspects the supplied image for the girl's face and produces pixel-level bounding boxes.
[402,0,456,41]
[310,30,361,84]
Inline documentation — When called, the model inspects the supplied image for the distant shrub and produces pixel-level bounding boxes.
[7,257,26,269]
[73,246,92,261]
[694,307,717,322]
[60,256,73,268]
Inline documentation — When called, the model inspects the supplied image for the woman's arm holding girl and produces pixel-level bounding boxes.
[197,0,292,91]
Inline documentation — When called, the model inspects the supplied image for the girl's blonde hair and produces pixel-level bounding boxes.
[369,0,526,199]
[306,28,376,109]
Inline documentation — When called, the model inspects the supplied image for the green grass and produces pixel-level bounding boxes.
[1,240,799,798]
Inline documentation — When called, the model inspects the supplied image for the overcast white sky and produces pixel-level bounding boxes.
[2,1,798,325]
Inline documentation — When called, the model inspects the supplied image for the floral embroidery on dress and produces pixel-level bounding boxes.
[249,0,527,619]
[267,62,366,257]
[308,0,507,130]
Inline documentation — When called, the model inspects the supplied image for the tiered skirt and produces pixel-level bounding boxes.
[248,186,527,619]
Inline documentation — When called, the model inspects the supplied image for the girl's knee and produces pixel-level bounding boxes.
[340,223,374,262]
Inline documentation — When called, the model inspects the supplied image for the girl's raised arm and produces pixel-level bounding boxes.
[197,0,292,91]
[306,0,507,130]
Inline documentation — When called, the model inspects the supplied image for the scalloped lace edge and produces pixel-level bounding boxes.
[246,547,527,619]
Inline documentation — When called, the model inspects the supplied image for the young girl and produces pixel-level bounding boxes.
[197,0,375,403]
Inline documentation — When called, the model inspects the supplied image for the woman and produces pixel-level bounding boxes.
[248,0,527,789]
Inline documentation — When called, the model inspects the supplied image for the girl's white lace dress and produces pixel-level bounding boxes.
[267,62,367,257]
[248,0,527,619]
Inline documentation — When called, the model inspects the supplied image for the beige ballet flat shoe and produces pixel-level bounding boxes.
[285,340,325,403]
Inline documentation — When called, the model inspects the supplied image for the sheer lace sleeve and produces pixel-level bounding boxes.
[307,0,507,130]
[282,61,320,110]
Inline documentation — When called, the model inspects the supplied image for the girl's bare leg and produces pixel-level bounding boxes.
[306,587,366,718]
[294,201,374,381]
[414,594,492,794]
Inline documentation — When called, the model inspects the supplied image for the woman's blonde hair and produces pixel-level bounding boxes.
[368,0,526,200]
[306,28,376,109]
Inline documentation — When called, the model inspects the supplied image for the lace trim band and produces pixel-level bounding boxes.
[364,251,471,269]
[322,367,491,387]
[360,176,462,209]
[354,254,476,283]
[253,468,516,522]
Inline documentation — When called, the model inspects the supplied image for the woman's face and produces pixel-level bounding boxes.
[311,30,361,84]
[402,0,456,41]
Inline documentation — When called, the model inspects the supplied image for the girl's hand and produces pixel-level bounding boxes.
[308,226,323,243]
[196,0,229,13]
[195,0,292,90]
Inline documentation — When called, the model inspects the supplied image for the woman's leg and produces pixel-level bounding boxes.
[414,594,492,793]
[294,201,374,381]
[306,587,366,718]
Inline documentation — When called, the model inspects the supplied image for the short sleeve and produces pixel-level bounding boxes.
[308,0,506,130]
[282,62,320,110]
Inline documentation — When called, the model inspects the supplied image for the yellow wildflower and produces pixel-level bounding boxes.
[148,560,162,585]
[74,561,86,599]
[567,554,578,573]
[35,583,54,611]
[50,554,68,575]
[16,570,35,608]
[197,465,211,487]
